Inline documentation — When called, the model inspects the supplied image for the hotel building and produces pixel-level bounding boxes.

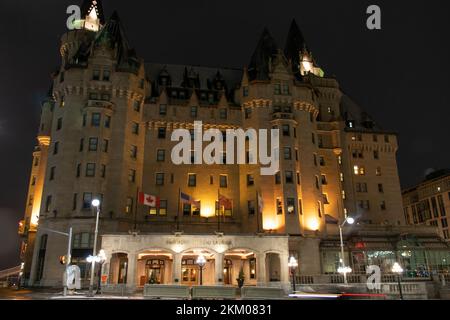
[18,0,449,293]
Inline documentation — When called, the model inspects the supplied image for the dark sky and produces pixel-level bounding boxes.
[1,0,449,269]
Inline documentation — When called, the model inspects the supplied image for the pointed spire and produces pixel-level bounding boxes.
[284,19,307,75]
[81,0,105,25]
[248,27,279,81]
[94,11,140,72]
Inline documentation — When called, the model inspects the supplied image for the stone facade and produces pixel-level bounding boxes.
[17,0,449,290]
[403,169,450,241]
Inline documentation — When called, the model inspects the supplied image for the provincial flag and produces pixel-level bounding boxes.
[218,193,232,210]
[180,192,200,206]
[138,192,160,207]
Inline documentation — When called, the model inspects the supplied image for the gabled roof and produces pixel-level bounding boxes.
[248,28,279,81]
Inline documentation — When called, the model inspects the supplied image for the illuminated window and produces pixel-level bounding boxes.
[359,167,365,175]
[354,165,359,175]
[159,200,167,216]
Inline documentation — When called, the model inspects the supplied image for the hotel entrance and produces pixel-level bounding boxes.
[181,262,199,285]
[136,250,173,286]
[181,249,215,285]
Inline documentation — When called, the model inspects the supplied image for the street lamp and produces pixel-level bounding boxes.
[88,199,101,297]
[392,262,404,300]
[196,254,206,285]
[288,256,298,293]
[338,216,355,284]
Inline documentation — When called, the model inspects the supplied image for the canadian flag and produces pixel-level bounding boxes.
[138,192,160,207]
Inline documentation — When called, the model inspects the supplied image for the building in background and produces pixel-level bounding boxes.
[18,0,449,293]
[403,169,450,241]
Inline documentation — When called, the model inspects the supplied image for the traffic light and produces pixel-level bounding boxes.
[59,255,66,265]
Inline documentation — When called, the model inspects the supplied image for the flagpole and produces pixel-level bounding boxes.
[217,189,221,232]
[256,190,260,233]
[134,187,139,231]
[176,188,181,231]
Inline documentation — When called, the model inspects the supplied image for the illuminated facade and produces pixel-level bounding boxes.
[403,169,450,241]
[18,0,449,291]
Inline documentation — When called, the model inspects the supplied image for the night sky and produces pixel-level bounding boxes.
[1,0,449,269]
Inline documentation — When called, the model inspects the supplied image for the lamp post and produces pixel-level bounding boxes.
[88,199,101,297]
[96,249,106,294]
[392,262,404,300]
[196,254,206,285]
[338,216,354,284]
[288,256,298,293]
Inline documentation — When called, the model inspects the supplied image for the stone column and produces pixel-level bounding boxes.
[126,252,137,289]
[172,253,182,284]
[256,253,266,286]
[214,253,224,285]
[280,253,290,283]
